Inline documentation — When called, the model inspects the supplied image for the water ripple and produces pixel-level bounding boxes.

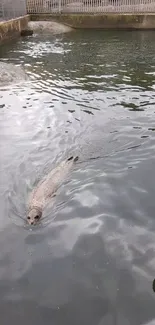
[0,30,155,325]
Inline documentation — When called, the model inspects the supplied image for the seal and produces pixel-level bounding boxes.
[27,156,78,225]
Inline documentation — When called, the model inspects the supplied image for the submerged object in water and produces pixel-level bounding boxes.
[21,29,33,37]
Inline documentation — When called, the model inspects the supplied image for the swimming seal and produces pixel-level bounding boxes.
[27,156,78,225]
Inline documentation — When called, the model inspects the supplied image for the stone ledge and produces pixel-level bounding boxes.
[0,15,30,44]
[30,13,155,29]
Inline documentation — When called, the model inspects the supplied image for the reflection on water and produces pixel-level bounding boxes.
[0,30,155,325]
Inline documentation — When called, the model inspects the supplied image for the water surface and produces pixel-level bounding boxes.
[0,30,155,325]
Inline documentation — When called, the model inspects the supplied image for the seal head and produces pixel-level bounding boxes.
[27,207,42,225]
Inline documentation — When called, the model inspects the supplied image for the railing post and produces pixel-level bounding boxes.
[1,0,4,20]
[58,0,61,13]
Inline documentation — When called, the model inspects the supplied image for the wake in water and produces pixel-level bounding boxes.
[7,115,149,227]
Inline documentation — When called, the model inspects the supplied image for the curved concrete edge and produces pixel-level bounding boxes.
[30,13,155,30]
[28,20,73,34]
[0,15,30,44]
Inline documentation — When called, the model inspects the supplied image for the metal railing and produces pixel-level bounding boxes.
[26,0,155,14]
[0,0,27,20]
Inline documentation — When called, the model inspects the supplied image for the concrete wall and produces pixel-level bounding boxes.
[0,15,30,43]
[31,13,155,29]
[1,13,155,45]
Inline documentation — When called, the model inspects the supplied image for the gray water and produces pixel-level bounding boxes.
[0,30,155,325]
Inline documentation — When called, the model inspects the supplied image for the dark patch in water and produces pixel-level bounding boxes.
[127,144,141,150]
[152,278,155,292]
[67,156,73,161]
[68,110,75,113]
[0,104,5,108]
[140,101,150,107]
[129,108,144,112]
[121,102,144,111]
[82,109,94,115]
[148,128,155,131]
[77,103,100,111]
[141,135,149,138]
[110,130,118,134]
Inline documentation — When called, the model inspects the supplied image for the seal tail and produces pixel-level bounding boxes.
[67,156,79,162]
